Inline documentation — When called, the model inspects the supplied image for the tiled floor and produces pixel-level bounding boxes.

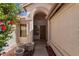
[33,40,48,56]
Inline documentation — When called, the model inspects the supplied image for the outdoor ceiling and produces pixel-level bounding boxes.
[34,12,46,20]
[21,3,57,20]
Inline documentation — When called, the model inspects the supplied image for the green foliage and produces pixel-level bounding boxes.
[0,3,21,16]
[0,3,21,51]
[0,21,12,51]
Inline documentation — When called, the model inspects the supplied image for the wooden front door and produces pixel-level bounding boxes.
[40,25,46,40]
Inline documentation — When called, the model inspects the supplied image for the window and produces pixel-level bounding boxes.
[20,24,27,37]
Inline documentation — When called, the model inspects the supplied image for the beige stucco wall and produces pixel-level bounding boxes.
[49,4,79,56]
[24,3,53,15]
[21,4,53,43]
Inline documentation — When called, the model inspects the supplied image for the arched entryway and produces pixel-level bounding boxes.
[33,10,48,56]
[33,11,47,42]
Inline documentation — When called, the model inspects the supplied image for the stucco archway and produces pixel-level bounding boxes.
[33,7,49,18]
[33,7,48,42]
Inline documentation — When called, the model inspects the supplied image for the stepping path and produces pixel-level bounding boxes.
[33,40,48,56]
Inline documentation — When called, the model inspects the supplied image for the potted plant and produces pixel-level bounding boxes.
[0,3,21,51]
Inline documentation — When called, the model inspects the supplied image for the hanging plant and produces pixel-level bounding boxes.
[0,3,21,51]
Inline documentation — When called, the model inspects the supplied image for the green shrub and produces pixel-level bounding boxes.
[0,3,21,51]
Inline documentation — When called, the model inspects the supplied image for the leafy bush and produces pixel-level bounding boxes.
[0,3,21,51]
